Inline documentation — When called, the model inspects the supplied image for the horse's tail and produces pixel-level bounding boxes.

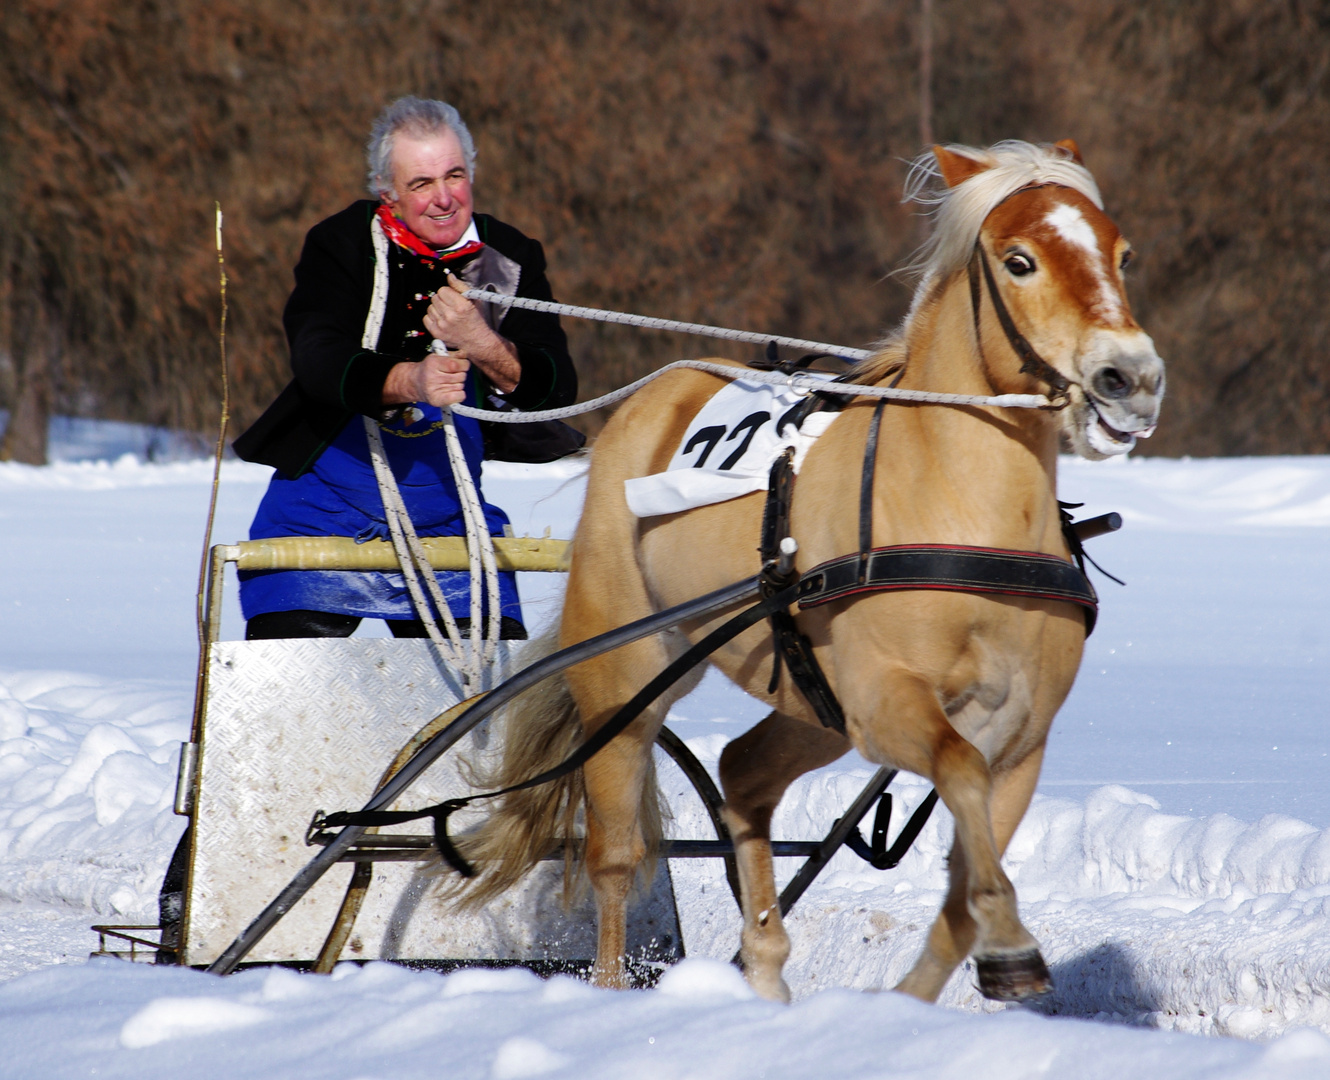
[446,625,665,908]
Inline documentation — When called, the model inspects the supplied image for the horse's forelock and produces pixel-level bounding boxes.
[903,141,1104,292]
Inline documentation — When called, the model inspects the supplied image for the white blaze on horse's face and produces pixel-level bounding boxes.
[980,184,1166,460]
[1043,202,1122,321]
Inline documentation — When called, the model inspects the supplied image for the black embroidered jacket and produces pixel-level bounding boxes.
[233,200,575,477]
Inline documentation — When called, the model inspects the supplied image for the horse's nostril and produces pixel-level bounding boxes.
[1093,367,1131,400]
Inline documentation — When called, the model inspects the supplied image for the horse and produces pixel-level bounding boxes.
[453,139,1165,1003]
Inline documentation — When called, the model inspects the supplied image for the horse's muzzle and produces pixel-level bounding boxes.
[1074,331,1165,457]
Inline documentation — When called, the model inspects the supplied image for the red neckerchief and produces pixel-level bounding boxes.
[375,204,485,262]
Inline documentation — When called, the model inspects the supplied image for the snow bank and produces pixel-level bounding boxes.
[0,670,186,918]
[1010,786,1330,901]
[0,411,212,465]
[1060,454,1330,530]
[7,658,1330,1039]
[0,456,270,492]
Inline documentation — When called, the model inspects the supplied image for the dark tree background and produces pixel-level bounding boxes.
[1,0,1326,462]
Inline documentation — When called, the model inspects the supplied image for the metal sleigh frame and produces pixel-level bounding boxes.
[97,534,938,978]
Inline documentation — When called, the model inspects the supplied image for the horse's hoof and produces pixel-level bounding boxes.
[975,950,1052,1002]
[746,972,791,1004]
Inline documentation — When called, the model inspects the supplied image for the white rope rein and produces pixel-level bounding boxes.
[364,418,478,684]
[433,345,502,672]
[464,288,875,361]
[458,288,1051,420]
[453,357,1051,425]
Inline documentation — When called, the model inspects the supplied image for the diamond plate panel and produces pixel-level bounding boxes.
[184,639,679,966]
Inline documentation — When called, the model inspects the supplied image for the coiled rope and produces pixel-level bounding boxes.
[363,217,501,688]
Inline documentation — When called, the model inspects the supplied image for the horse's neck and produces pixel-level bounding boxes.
[879,273,1064,550]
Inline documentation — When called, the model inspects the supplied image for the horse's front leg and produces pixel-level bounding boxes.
[719,711,848,1002]
[896,745,1047,1001]
[857,670,1049,1002]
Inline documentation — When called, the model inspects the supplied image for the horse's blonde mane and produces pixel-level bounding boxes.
[854,331,908,385]
[852,141,1102,385]
[904,140,1102,287]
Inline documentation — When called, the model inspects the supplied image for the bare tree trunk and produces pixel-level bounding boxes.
[919,0,934,150]
[0,300,55,465]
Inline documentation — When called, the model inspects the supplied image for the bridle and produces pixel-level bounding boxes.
[967,243,1073,411]
[964,183,1085,411]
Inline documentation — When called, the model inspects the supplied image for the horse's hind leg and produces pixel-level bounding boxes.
[578,716,659,987]
[562,591,697,988]
[719,711,848,1002]
[895,737,1049,1002]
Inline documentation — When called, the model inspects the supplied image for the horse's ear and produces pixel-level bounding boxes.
[932,146,991,189]
[1054,139,1084,165]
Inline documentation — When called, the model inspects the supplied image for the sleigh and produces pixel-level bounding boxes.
[94,529,949,983]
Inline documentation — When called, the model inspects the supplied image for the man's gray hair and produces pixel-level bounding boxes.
[366,96,476,198]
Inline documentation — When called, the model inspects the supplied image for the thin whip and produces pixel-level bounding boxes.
[190,204,231,738]
[458,289,1051,419]
[195,204,230,648]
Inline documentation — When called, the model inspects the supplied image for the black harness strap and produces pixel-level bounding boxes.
[761,448,795,696]
[858,399,887,584]
[759,447,796,571]
[766,607,847,734]
[760,449,848,734]
[797,544,1098,634]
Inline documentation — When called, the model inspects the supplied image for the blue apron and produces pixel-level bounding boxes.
[239,379,521,626]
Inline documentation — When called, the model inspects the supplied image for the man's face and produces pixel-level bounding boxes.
[382,128,474,249]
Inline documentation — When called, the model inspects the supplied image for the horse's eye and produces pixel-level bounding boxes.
[1004,253,1035,277]
[1119,248,1134,271]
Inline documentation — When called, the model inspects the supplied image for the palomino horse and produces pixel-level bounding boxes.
[457,140,1164,1002]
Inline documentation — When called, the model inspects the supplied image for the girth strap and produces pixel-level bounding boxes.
[796,543,1098,634]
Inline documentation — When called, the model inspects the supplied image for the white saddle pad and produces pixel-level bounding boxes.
[624,376,840,518]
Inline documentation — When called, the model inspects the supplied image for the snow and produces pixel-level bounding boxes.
[1,421,1329,1076]
[6,959,1330,1079]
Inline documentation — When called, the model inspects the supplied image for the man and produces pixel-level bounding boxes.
[232,96,577,641]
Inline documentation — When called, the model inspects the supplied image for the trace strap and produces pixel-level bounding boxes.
[314,580,801,877]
